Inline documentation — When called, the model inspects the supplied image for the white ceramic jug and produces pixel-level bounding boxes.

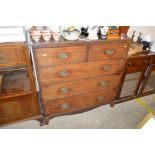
[150,42,155,52]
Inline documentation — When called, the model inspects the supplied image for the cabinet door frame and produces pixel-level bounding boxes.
[139,64,155,96]
[116,57,149,102]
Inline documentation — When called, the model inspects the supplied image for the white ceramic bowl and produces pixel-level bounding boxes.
[63,30,80,41]
[52,32,61,41]
[42,32,52,41]
[31,34,41,41]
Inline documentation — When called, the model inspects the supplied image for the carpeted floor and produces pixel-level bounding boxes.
[1,94,155,129]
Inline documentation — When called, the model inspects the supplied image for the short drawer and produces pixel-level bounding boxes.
[89,42,128,61]
[38,59,124,84]
[43,89,116,116]
[41,75,121,101]
[0,44,26,67]
[126,57,150,73]
[41,79,86,101]
[34,46,87,67]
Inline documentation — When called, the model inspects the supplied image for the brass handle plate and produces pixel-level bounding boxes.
[61,103,70,110]
[102,65,111,71]
[57,52,69,59]
[98,81,108,87]
[105,49,114,55]
[59,87,70,94]
[97,96,105,102]
[128,62,133,66]
[59,70,69,77]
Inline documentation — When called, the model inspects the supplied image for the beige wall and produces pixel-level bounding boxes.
[128,26,155,42]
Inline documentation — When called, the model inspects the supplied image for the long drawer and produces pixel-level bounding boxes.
[34,45,87,67]
[41,75,121,101]
[89,42,128,61]
[0,44,26,67]
[38,59,124,84]
[43,89,116,116]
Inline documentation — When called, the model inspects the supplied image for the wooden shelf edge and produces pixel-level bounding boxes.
[0,90,33,100]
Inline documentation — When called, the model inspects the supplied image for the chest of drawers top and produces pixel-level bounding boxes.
[32,38,130,48]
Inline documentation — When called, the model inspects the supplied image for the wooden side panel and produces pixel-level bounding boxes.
[0,45,26,67]
[0,94,39,125]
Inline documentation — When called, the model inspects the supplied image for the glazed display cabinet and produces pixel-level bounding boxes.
[116,53,155,103]
[140,58,155,96]
[0,43,40,126]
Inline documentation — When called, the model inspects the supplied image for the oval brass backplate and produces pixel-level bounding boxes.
[61,103,70,110]
[98,81,108,87]
[97,96,105,102]
[59,87,70,94]
[57,52,69,59]
[59,70,69,77]
[105,49,114,55]
[102,65,111,71]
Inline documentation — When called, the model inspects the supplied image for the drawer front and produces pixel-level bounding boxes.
[41,75,121,101]
[0,94,39,125]
[126,57,150,73]
[34,46,87,66]
[0,45,26,67]
[41,79,86,101]
[89,43,128,61]
[44,89,116,116]
[38,59,124,84]
[85,75,121,93]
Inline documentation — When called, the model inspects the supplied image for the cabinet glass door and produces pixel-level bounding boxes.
[142,65,155,94]
[120,72,142,98]
[0,67,31,97]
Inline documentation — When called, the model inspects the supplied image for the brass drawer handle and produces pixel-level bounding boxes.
[59,87,70,94]
[59,70,69,77]
[61,103,70,110]
[128,62,133,66]
[98,81,108,87]
[105,49,114,55]
[96,96,105,102]
[57,52,69,59]
[102,65,111,71]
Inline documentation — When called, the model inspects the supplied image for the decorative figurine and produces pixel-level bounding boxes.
[87,26,98,40]
[132,30,136,42]
[137,32,142,43]
[141,34,152,51]
[99,26,109,39]
[119,26,129,36]
[107,26,120,40]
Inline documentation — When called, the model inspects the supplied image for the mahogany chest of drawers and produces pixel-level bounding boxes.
[32,39,130,124]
